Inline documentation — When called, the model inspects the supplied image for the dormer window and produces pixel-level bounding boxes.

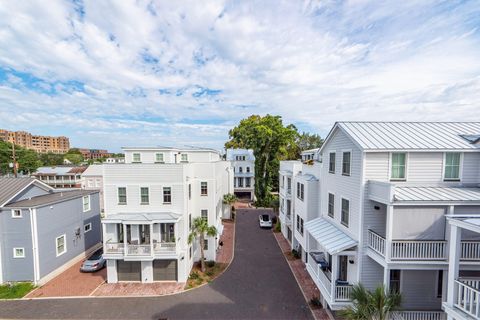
[444,153,461,181]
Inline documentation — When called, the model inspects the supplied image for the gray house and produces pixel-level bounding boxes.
[0,177,101,285]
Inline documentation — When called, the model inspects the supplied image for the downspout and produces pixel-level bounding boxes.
[29,208,40,285]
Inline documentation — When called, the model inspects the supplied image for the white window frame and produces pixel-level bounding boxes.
[82,195,91,212]
[389,152,408,181]
[132,152,141,163]
[84,223,92,233]
[329,152,336,174]
[163,187,172,204]
[118,186,127,205]
[201,209,208,222]
[341,197,350,228]
[140,187,149,205]
[11,209,22,218]
[342,150,352,176]
[181,153,188,162]
[155,152,164,163]
[13,247,25,258]
[200,182,208,196]
[442,152,463,182]
[55,234,67,257]
[328,193,335,218]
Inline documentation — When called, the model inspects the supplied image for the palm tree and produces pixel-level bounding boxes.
[188,217,217,272]
[340,284,401,320]
[223,193,237,219]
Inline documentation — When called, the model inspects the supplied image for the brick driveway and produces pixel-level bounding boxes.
[25,260,106,298]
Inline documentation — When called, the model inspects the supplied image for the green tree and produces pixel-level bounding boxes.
[340,284,401,320]
[188,217,217,272]
[0,140,41,175]
[284,132,324,160]
[225,115,298,205]
[38,152,64,166]
[64,148,84,165]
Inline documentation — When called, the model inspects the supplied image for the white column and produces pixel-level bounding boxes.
[331,254,338,300]
[123,223,128,254]
[150,223,154,255]
[446,224,462,307]
[383,267,390,291]
[385,205,393,261]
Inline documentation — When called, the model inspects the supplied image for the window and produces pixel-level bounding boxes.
[297,182,304,200]
[118,187,127,204]
[342,152,351,176]
[239,167,243,173]
[140,187,149,204]
[56,234,66,257]
[189,246,192,259]
[188,184,192,200]
[95,178,101,187]
[391,153,406,180]
[13,247,25,258]
[390,270,401,293]
[328,193,335,218]
[201,182,208,196]
[329,152,336,173]
[189,214,192,230]
[204,239,209,250]
[163,187,172,203]
[444,153,461,181]
[132,153,141,163]
[246,167,250,173]
[87,179,94,188]
[155,153,164,163]
[296,216,304,235]
[281,176,284,188]
[201,209,208,222]
[84,223,92,233]
[238,177,244,187]
[181,154,188,162]
[341,198,349,227]
[246,177,251,187]
[11,209,22,218]
[82,195,91,212]
[437,270,443,298]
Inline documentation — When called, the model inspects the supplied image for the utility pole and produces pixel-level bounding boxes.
[12,143,17,178]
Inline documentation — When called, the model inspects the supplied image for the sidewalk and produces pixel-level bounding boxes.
[216,219,235,264]
[274,232,332,320]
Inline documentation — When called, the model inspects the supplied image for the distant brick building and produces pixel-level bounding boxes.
[0,129,69,154]
[78,148,111,160]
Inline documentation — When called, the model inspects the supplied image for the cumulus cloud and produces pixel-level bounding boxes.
[0,0,479,151]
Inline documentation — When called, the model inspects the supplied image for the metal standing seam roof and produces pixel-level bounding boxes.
[102,212,182,223]
[304,218,357,255]
[5,189,97,208]
[81,165,103,176]
[0,177,36,206]
[337,122,480,150]
[394,187,480,202]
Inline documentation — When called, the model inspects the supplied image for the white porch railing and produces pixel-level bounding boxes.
[454,280,480,319]
[126,244,152,256]
[335,285,353,301]
[460,278,480,290]
[461,241,480,260]
[368,229,386,256]
[104,242,124,254]
[307,257,332,297]
[391,240,447,260]
[153,242,176,253]
[392,311,446,320]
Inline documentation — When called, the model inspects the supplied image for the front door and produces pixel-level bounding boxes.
[339,256,348,281]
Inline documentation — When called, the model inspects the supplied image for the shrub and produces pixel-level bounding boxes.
[291,249,301,259]
[205,270,214,277]
[310,296,322,307]
[206,260,215,268]
[274,220,281,233]
[189,271,200,280]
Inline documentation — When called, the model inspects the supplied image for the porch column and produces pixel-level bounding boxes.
[446,224,461,308]
[331,254,338,300]
[383,267,390,291]
[150,223,154,255]
[385,205,393,261]
[123,223,128,254]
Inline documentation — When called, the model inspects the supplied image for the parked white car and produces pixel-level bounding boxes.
[259,214,273,228]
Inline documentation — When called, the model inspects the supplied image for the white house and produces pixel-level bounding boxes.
[280,122,480,318]
[101,146,233,283]
[81,165,104,210]
[226,148,255,201]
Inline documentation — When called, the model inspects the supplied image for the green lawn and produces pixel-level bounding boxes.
[0,282,35,299]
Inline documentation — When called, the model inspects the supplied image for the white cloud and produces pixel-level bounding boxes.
[0,0,479,151]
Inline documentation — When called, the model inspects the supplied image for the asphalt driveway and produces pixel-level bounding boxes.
[0,208,313,319]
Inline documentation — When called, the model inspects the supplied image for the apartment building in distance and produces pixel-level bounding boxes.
[102,146,233,283]
[32,166,86,188]
[279,122,480,319]
[226,148,255,201]
[0,129,69,154]
[78,148,111,160]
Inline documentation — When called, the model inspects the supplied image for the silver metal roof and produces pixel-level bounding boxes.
[5,190,97,208]
[394,187,480,202]
[0,177,35,206]
[103,212,182,223]
[304,217,357,255]
[337,122,480,150]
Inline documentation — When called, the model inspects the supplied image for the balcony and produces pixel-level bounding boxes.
[368,180,394,204]
[367,230,480,262]
[391,311,446,320]
[454,279,480,319]
[105,241,177,258]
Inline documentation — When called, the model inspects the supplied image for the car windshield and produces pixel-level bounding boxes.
[89,249,103,260]
[261,215,270,221]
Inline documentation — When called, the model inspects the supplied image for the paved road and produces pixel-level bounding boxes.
[0,208,313,319]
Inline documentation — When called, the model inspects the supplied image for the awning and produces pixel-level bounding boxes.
[102,212,182,224]
[447,216,480,234]
[305,218,357,255]
[394,186,480,203]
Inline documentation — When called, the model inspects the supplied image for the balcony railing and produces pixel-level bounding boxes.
[153,242,176,253]
[127,244,152,256]
[392,311,446,320]
[105,242,124,254]
[460,278,480,290]
[454,280,480,319]
[335,285,353,301]
[367,230,480,261]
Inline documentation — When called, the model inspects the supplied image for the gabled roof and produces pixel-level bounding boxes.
[5,189,97,208]
[323,122,480,151]
[0,177,52,207]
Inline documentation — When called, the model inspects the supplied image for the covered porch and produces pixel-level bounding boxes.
[305,217,358,309]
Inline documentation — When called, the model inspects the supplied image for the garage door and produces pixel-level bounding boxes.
[117,261,141,281]
[153,260,177,281]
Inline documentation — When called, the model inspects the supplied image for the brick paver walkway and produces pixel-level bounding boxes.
[274,232,332,320]
[26,260,106,298]
[92,282,185,296]
[216,219,235,264]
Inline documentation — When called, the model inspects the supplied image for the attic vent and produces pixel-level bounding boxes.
[459,134,480,144]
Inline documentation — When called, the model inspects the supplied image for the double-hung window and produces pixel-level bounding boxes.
[82,195,91,212]
[155,153,164,163]
[341,198,350,227]
[56,234,66,257]
[391,153,406,180]
[239,167,243,173]
[342,152,351,176]
[201,209,208,222]
[13,247,25,258]
[246,167,250,173]
[181,154,188,162]
[444,153,461,181]
[297,183,304,201]
[329,152,336,173]
[118,187,127,204]
[245,177,251,187]
[296,216,304,235]
[201,182,208,196]
[163,187,172,204]
[328,193,335,218]
[132,153,141,163]
[140,187,149,204]
[84,223,92,233]
[188,184,192,200]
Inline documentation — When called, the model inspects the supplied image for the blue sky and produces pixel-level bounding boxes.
[0,0,479,152]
